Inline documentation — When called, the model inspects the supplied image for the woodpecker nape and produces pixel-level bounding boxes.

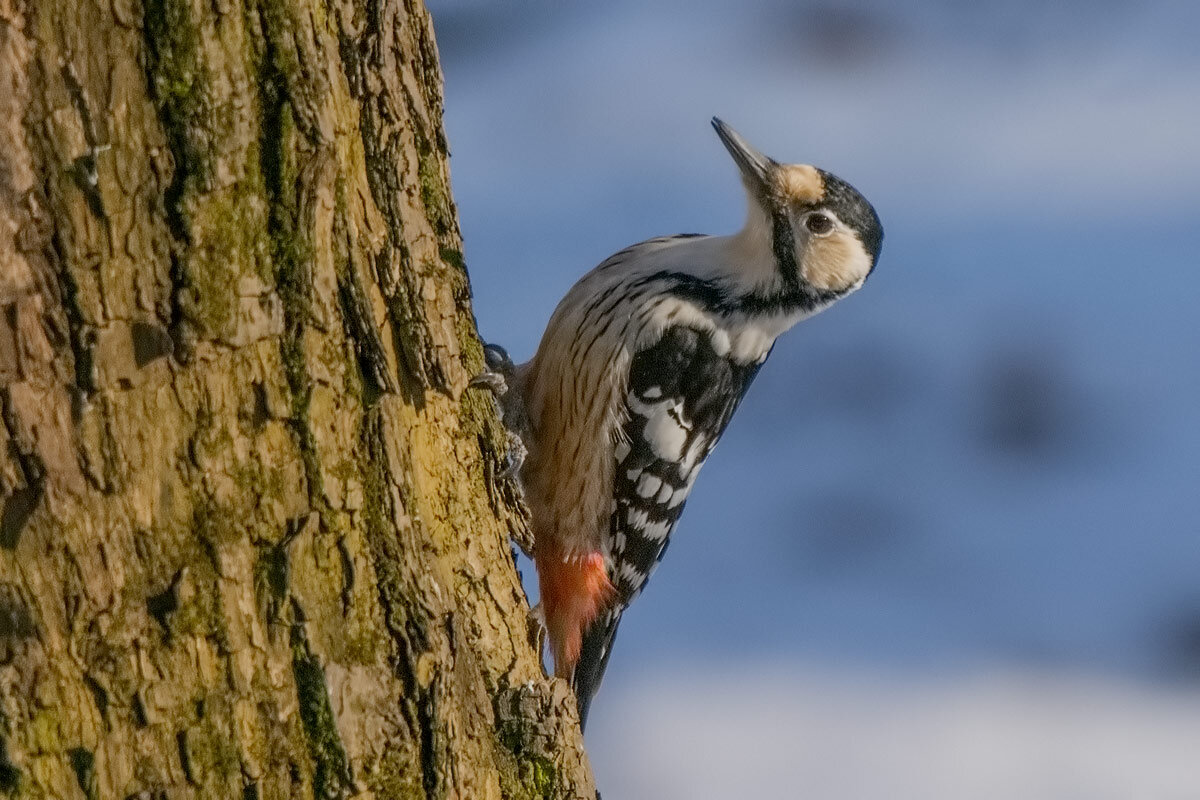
[474,118,883,730]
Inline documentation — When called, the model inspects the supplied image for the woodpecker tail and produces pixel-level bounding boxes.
[536,540,618,729]
[572,609,623,731]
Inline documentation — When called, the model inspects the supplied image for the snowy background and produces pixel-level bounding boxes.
[425,1,1200,796]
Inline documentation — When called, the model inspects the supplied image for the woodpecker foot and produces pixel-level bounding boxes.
[469,343,517,396]
[499,429,528,481]
[527,601,547,660]
[468,364,508,396]
[471,342,532,488]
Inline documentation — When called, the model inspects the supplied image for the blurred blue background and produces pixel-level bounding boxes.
[427,1,1200,796]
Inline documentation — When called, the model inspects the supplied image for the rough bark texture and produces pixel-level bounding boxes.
[0,0,595,796]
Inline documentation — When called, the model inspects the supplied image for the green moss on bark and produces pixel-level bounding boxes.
[143,0,214,198]
[290,631,352,798]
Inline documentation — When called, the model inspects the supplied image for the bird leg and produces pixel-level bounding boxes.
[526,601,547,660]
[470,343,532,487]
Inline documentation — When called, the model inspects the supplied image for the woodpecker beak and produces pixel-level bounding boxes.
[711,117,776,199]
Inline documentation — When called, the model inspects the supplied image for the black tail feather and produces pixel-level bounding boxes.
[572,611,623,731]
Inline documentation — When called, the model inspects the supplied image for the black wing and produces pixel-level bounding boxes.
[572,325,764,729]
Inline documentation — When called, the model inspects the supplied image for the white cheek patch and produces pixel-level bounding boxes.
[803,231,873,292]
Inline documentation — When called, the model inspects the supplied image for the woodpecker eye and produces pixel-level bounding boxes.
[805,212,834,235]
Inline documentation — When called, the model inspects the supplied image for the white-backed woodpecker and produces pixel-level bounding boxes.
[474,118,883,730]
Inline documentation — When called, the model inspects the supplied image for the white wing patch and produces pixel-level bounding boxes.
[606,323,765,609]
[636,472,662,499]
[628,392,691,462]
[618,562,644,587]
[666,486,688,509]
[627,507,650,531]
[641,519,672,542]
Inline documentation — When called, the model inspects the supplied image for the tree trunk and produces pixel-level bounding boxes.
[0,0,594,796]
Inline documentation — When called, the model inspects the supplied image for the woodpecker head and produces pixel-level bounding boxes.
[712,117,883,296]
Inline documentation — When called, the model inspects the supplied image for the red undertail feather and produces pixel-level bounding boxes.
[536,540,614,678]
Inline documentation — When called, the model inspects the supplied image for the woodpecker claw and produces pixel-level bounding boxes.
[498,430,527,481]
[469,369,508,396]
[472,342,532,494]
[527,602,547,660]
[470,343,518,399]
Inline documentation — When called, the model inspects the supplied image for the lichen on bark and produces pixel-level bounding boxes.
[0,0,594,796]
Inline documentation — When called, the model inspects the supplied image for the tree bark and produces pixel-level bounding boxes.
[0,0,595,796]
